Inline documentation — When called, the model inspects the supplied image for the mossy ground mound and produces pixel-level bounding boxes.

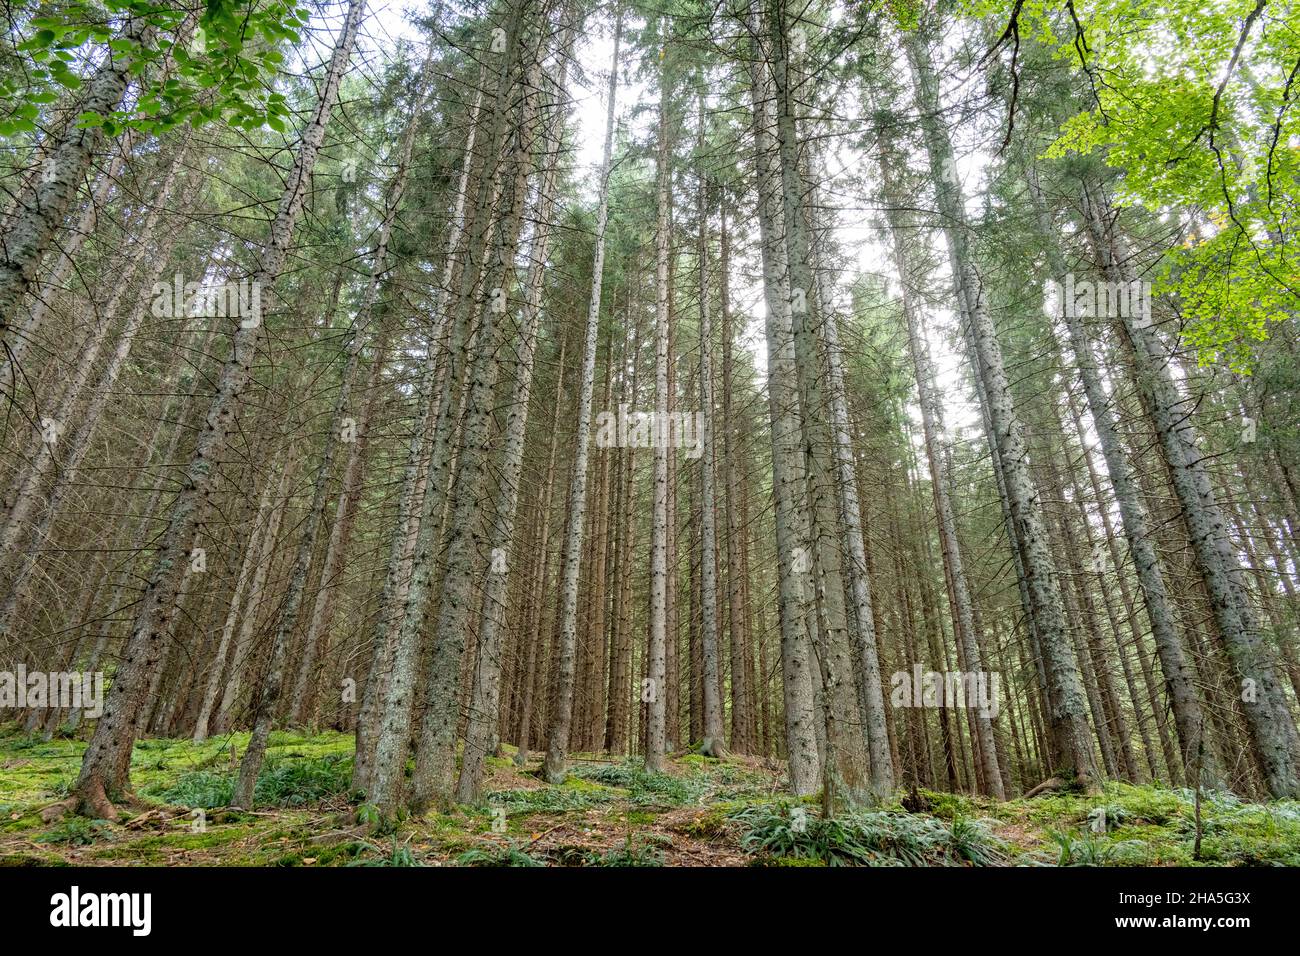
[1,723,1295,866]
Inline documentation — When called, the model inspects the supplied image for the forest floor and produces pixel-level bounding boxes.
[1,724,1297,867]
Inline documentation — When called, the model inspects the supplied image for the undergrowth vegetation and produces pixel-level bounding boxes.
[731,803,1009,866]
[154,753,353,809]
[1,724,1296,866]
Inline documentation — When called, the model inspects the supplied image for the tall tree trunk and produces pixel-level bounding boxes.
[542,12,622,783]
[604,323,638,755]
[880,144,1004,798]
[0,139,194,630]
[71,0,364,818]
[1027,166,1210,785]
[192,458,283,743]
[695,93,726,757]
[0,131,134,400]
[641,22,671,775]
[0,16,154,355]
[351,71,487,795]
[719,201,754,754]
[515,336,568,763]
[456,39,570,802]
[770,0,881,804]
[1081,182,1299,798]
[746,6,822,797]
[405,42,545,813]
[232,54,430,807]
[366,3,533,814]
[904,26,1099,790]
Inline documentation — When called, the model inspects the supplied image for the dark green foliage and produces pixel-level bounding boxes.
[571,761,705,806]
[37,817,112,846]
[155,770,233,809]
[1047,829,1140,866]
[732,803,1009,867]
[155,754,353,809]
[252,754,353,807]
[582,833,669,867]
[488,785,615,814]
[456,843,545,867]
[346,838,421,867]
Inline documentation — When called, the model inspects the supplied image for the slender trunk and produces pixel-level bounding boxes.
[366,6,529,814]
[1082,182,1299,798]
[1027,167,1210,785]
[905,26,1099,789]
[351,73,487,794]
[770,0,879,804]
[456,42,570,802]
[542,12,622,783]
[880,145,1003,798]
[232,57,429,807]
[746,8,822,796]
[72,0,364,818]
[695,94,726,757]
[0,139,193,629]
[193,464,280,743]
[515,336,568,764]
[0,16,154,352]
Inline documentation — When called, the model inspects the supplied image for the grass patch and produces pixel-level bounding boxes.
[37,817,113,846]
[583,832,670,867]
[150,754,353,809]
[488,785,615,814]
[571,761,705,806]
[733,803,1009,866]
[457,842,545,867]
[4,723,1296,868]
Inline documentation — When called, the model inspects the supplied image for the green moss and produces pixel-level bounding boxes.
[3,725,1295,868]
[1187,799,1300,865]
[671,808,731,838]
[147,753,353,809]
[0,851,68,866]
[489,786,611,815]
[308,842,371,866]
[918,789,979,820]
[1008,783,1300,867]
[678,754,716,766]
[571,761,705,806]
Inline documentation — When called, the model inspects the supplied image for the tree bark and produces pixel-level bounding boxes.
[543,12,622,783]
[71,0,364,818]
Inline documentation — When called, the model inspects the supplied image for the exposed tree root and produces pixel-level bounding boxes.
[74,778,119,821]
[39,798,75,823]
[901,785,932,813]
[697,738,727,759]
[1022,776,1068,799]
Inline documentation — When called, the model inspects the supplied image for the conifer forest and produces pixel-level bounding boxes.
[0,0,1299,895]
